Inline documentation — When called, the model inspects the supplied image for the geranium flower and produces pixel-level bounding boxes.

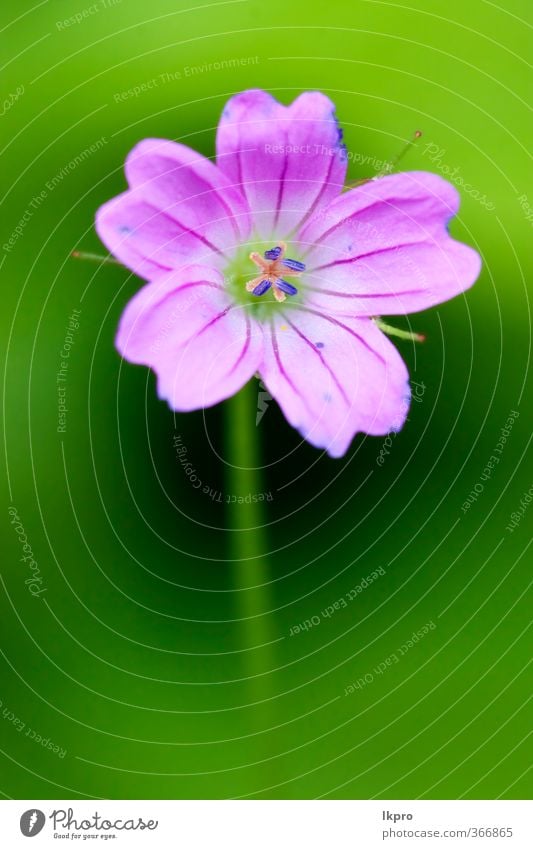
[96,89,481,457]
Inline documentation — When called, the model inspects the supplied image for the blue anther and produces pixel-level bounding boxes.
[252,279,272,296]
[282,258,306,272]
[276,279,298,296]
[264,246,282,260]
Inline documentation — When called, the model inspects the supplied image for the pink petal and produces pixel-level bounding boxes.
[298,171,482,315]
[125,139,251,246]
[96,139,251,280]
[116,265,263,410]
[259,309,410,457]
[216,89,347,240]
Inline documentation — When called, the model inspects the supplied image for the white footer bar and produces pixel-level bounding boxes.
[0,800,530,847]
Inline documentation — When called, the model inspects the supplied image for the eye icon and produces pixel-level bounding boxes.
[20,809,46,837]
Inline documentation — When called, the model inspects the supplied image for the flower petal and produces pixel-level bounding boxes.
[298,171,481,315]
[259,309,410,457]
[116,265,263,410]
[96,139,252,280]
[216,89,347,239]
[125,139,251,246]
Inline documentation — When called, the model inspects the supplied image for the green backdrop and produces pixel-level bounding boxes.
[1,0,531,800]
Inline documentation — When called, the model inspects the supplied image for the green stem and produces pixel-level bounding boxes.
[225,379,273,652]
[225,381,278,787]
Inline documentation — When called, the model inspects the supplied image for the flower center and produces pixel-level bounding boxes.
[245,242,306,303]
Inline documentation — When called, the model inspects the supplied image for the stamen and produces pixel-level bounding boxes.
[252,279,272,297]
[250,251,270,271]
[264,246,283,260]
[245,243,303,301]
[282,258,306,272]
[276,279,298,296]
[245,276,265,293]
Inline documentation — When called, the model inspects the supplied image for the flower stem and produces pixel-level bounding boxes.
[225,379,273,646]
[225,380,278,777]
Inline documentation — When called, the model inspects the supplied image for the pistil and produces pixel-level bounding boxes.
[245,241,305,302]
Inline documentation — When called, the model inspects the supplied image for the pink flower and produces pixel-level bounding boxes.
[96,89,481,457]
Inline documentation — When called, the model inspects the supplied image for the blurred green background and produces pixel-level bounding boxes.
[1,0,531,800]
